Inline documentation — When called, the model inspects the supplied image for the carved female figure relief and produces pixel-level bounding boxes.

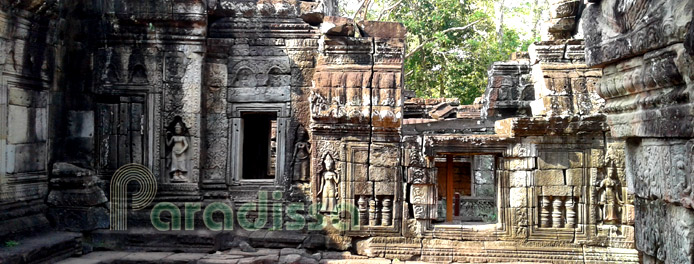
[291,126,311,182]
[599,165,623,224]
[317,154,338,212]
[167,118,189,183]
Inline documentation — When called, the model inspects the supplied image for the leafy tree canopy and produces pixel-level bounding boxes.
[339,0,548,104]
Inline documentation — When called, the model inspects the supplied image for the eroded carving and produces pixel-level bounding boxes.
[291,125,311,182]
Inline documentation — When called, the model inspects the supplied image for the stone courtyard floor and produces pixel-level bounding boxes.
[54,248,538,264]
[56,248,390,264]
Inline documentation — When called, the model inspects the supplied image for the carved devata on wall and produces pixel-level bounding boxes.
[166,117,190,183]
[599,160,622,225]
[292,125,311,182]
[318,154,339,213]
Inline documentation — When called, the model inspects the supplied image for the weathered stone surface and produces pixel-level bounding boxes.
[428,102,456,119]
[374,182,395,196]
[509,188,528,207]
[504,157,536,171]
[687,19,694,55]
[321,16,355,36]
[565,168,583,186]
[368,166,397,182]
[538,152,569,169]
[535,169,564,186]
[481,61,534,119]
[542,186,573,196]
[568,152,583,168]
[509,171,530,187]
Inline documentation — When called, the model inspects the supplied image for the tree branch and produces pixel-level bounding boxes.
[377,0,405,21]
[405,19,482,59]
[353,0,372,22]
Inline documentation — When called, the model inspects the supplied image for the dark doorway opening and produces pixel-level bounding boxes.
[241,112,277,180]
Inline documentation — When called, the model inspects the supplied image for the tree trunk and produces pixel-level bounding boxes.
[497,0,506,47]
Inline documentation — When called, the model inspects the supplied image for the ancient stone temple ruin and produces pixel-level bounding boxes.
[0,0,691,263]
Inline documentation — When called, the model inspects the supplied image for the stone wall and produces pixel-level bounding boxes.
[583,0,694,262]
[309,18,406,238]
[0,0,61,240]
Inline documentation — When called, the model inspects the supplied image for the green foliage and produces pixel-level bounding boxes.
[4,240,19,248]
[380,0,540,104]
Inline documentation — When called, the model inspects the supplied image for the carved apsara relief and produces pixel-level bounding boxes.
[318,154,339,212]
[166,117,190,183]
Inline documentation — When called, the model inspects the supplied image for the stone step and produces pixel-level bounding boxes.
[0,231,82,264]
[89,229,228,253]
[87,229,320,253]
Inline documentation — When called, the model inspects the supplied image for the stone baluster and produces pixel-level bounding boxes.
[358,196,368,226]
[565,197,576,228]
[540,196,551,228]
[374,197,382,226]
[552,196,564,228]
[381,197,392,226]
[369,198,378,226]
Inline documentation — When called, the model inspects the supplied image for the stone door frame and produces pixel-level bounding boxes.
[227,102,290,186]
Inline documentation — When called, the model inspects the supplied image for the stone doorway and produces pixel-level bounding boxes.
[433,154,496,224]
